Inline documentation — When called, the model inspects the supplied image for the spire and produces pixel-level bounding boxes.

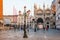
[24,6,26,13]
[43,3,45,14]
[46,5,50,10]
[13,6,17,15]
[43,3,45,10]
[34,3,37,9]
[43,3,45,7]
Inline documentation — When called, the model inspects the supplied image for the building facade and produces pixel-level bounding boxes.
[54,0,60,29]
[34,3,56,28]
[51,0,60,29]
[3,11,32,27]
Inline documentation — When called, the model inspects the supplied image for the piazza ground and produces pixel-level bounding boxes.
[0,29,60,40]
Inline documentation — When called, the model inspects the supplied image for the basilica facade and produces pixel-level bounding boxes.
[34,3,56,28]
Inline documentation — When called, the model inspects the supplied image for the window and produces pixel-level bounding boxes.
[47,22,49,24]
[58,14,60,19]
[53,22,55,25]
[32,19,35,21]
[53,13,56,16]
[58,17,60,19]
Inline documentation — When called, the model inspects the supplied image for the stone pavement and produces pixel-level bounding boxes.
[0,29,60,40]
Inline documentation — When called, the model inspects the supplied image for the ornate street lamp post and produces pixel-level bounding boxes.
[23,6,28,38]
[32,19,36,32]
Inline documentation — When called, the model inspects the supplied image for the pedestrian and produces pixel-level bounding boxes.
[46,25,49,31]
[43,26,45,31]
[34,24,37,32]
[27,24,29,32]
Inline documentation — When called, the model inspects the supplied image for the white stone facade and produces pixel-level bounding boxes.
[34,3,56,28]
[54,0,60,29]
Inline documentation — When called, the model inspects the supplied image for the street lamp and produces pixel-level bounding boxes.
[23,6,28,38]
[32,19,36,32]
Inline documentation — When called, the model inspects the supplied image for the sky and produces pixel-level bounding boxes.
[3,0,53,16]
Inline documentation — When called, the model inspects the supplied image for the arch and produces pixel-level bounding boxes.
[37,18,43,23]
[45,17,50,20]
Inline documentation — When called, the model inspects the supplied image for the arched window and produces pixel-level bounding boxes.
[53,22,55,25]
[47,22,49,24]
[32,19,35,21]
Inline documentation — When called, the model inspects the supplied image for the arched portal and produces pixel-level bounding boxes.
[37,18,43,24]
[37,18,43,29]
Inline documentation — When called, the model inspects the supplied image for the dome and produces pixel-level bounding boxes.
[34,3,37,9]
[45,8,50,13]
[51,5,56,13]
[37,8,43,13]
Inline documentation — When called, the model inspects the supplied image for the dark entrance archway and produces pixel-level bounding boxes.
[36,18,43,30]
[45,17,50,29]
[37,18,43,24]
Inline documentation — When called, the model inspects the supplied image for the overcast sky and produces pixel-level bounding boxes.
[3,0,53,16]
